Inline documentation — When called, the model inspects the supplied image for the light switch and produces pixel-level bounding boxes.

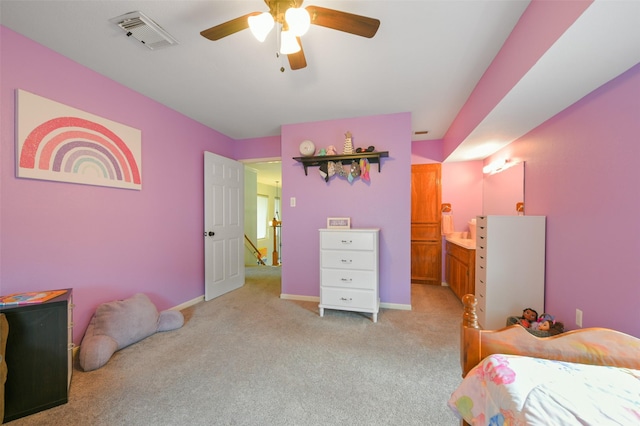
[290,197,296,207]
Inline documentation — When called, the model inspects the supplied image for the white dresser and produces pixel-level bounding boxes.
[475,216,545,330]
[319,228,380,322]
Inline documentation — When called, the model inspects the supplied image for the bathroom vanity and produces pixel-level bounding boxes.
[445,237,476,302]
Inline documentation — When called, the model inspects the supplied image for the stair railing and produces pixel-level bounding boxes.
[244,235,266,266]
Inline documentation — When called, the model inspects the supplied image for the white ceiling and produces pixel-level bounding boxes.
[2,0,639,185]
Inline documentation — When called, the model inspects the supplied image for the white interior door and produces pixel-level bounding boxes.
[204,151,244,300]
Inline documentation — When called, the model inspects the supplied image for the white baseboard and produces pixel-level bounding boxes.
[380,302,411,311]
[171,295,204,311]
[280,294,319,302]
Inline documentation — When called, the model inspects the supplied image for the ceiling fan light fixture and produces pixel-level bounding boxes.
[285,7,310,36]
[248,12,275,42]
[280,30,300,54]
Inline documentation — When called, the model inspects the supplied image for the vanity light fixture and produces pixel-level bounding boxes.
[483,158,510,174]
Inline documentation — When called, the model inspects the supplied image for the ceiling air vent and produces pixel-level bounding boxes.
[110,11,178,50]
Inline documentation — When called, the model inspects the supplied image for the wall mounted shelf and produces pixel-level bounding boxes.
[293,151,389,176]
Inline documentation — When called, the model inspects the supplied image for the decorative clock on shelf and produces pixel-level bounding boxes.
[299,140,316,157]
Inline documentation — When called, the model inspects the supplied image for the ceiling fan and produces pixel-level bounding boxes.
[200,0,380,71]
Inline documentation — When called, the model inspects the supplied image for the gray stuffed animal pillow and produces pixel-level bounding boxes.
[79,293,184,371]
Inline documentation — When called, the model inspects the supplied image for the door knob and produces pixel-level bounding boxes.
[203,231,215,237]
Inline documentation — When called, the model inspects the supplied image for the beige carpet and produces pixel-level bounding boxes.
[8,266,463,425]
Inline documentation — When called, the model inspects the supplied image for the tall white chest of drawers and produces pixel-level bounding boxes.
[475,216,546,330]
[319,228,380,322]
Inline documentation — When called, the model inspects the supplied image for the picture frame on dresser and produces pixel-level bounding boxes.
[326,217,351,229]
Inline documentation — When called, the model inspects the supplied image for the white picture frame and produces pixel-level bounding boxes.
[16,89,142,190]
[327,217,351,229]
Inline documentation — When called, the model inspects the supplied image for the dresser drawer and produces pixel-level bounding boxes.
[320,287,376,310]
[475,279,486,300]
[321,250,376,270]
[476,259,486,282]
[476,245,487,264]
[475,280,487,328]
[320,231,375,251]
[321,269,376,290]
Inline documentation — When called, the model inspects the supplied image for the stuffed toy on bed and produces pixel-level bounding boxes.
[507,311,565,337]
[79,293,184,371]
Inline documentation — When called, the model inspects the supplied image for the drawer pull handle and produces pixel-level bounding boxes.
[340,278,353,282]
[340,297,353,301]
[341,240,353,244]
[341,259,353,264]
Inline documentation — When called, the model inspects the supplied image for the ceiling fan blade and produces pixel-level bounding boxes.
[306,6,380,38]
[200,12,259,41]
[288,38,307,70]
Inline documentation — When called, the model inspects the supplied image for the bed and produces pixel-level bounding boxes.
[448,294,640,425]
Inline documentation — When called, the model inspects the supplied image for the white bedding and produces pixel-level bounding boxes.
[448,354,640,425]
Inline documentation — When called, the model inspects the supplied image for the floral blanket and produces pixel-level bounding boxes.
[448,354,640,425]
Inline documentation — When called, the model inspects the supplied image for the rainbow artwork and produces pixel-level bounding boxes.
[16,89,141,190]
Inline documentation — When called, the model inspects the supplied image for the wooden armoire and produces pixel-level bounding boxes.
[411,164,442,285]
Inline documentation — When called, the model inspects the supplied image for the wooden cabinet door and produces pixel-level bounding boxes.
[411,164,441,285]
[411,241,441,284]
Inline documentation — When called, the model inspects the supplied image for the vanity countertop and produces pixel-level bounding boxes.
[445,236,476,250]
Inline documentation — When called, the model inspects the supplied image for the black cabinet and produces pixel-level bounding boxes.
[0,289,72,423]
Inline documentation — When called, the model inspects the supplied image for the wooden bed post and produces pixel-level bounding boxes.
[462,294,478,328]
[461,294,480,378]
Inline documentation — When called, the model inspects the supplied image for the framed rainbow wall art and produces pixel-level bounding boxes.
[16,89,142,190]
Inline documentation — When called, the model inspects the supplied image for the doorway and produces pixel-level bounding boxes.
[242,160,282,270]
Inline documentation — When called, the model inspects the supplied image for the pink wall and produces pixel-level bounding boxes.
[0,27,235,343]
[441,161,483,233]
[280,114,412,305]
[485,63,640,337]
[234,135,281,160]
[443,0,592,158]
[411,139,444,164]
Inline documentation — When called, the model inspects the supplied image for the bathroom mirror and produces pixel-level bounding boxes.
[482,162,524,215]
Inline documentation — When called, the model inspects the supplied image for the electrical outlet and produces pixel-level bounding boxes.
[575,309,583,327]
[290,197,296,207]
